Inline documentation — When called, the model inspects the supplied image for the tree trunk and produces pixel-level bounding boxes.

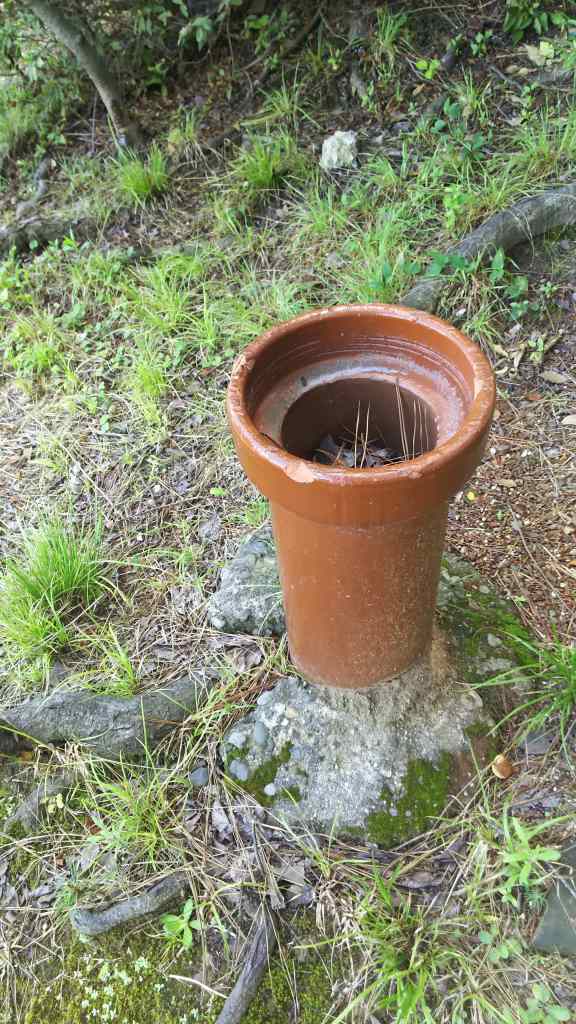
[25,0,143,147]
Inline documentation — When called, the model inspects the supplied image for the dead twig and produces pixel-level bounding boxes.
[215,905,279,1024]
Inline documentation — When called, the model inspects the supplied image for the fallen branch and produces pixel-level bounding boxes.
[401,183,576,313]
[0,674,213,757]
[4,769,80,834]
[70,870,189,936]
[215,906,278,1024]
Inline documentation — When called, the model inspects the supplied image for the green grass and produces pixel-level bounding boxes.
[0,519,112,661]
[81,762,177,865]
[116,145,170,205]
[126,343,170,435]
[226,130,310,209]
[372,5,409,79]
[486,636,576,748]
[4,312,67,379]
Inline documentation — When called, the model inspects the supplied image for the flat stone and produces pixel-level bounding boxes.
[532,845,576,955]
[523,726,556,757]
[188,765,209,787]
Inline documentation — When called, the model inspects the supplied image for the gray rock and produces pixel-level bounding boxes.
[532,845,576,955]
[199,513,222,543]
[228,759,250,782]
[320,130,358,171]
[189,765,209,787]
[207,528,284,636]
[253,721,268,746]
[523,726,556,757]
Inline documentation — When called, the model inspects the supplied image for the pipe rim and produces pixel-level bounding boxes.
[228,304,495,489]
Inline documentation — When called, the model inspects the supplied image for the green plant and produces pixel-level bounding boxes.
[504,0,572,42]
[161,897,202,949]
[94,628,139,697]
[127,343,169,433]
[4,312,66,378]
[115,145,169,205]
[488,635,576,746]
[244,7,293,67]
[373,6,408,77]
[0,519,112,660]
[166,108,200,154]
[227,131,308,209]
[477,928,523,964]
[497,809,563,908]
[415,57,440,81]
[470,29,494,57]
[503,983,572,1024]
[83,763,176,864]
[336,867,474,1024]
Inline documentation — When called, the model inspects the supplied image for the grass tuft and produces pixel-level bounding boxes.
[116,145,170,205]
[0,519,112,661]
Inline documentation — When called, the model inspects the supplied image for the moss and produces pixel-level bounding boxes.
[21,914,340,1024]
[242,957,333,1024]
[23,928,222,1024]
[238,743,293,807]
[366,754,452,847]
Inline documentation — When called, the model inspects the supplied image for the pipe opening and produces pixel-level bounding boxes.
[281,378,438,468]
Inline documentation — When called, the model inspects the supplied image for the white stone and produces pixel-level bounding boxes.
[320,131,358,171]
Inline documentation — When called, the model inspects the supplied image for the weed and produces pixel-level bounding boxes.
[0,518,112,660]
[504,0,573,42]
[82,762,176,864]
[486,635,576,747]
[161,897,201,949]
[415,57,441,81]
[115,145,169,205]
[338,866,476,1023]
[93,628,139,697]
[504,983,572,1024]
[373,5,408,78]
[166,109,201,156]
[126,343,170,434]
[497,809,563,909]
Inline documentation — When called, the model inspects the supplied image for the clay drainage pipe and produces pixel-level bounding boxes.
[227,304,495,690]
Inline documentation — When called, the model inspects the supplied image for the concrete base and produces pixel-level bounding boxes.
[221,630,493,845]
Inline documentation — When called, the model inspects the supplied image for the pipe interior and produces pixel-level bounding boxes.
[281,378,437,465]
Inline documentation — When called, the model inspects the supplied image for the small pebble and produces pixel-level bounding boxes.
[229,759,249,782]
[227,729,248,749]
[189,765,209,787]
[487,634,502,648]
[263,783,277,797]
[253,722,268,746]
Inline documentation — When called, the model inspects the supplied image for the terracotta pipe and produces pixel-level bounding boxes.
[227,304,495,689]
